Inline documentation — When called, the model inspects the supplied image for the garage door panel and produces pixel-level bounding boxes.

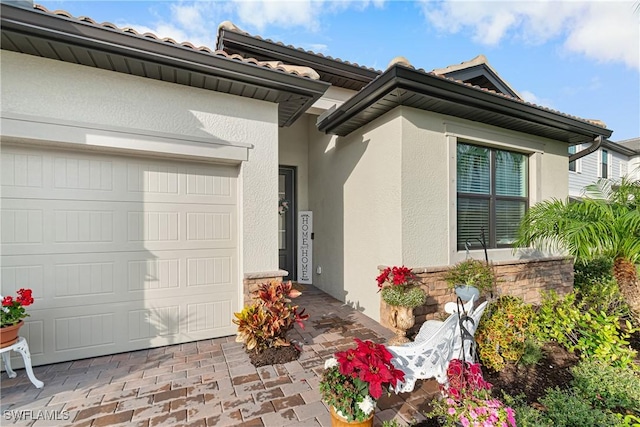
[2,147,237,205]
[1,145,240,366]
[1,199,237,255]
[2,249,237,308]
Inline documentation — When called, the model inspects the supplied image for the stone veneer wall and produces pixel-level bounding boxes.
[242,270,288,305]
[380,256,574,337]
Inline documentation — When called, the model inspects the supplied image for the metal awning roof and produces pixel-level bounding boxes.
[0,4,330,127]
[317,65,613,143]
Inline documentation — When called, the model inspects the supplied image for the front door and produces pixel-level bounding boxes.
[278,167,296,281]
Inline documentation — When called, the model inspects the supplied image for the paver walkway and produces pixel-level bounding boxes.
[1,285,440,426]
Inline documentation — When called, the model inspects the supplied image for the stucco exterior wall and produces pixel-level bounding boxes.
[308,105,573,321]
[279,114,310,210]
[308,110,404,319]
[1,50,280,275]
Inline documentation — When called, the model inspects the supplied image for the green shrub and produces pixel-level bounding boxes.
[500,393,552,427]
[571,359,640,412]
[536,290,637,369]
[540,387,621,427]
[577,276,630,319]
[614,413,640,427]
[476,296,538,371]
[574,257,614,289]
[519,338,544,366]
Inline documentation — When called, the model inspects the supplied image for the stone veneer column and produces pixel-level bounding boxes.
[242,270,289,306]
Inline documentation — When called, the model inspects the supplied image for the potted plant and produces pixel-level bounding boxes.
[319,338,405,426]
[1,288,34,348]
[444,259,496,301]
[376,266,427,345]
[429,358,516,427]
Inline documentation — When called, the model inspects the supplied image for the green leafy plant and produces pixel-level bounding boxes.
[233,281,308,353]
[571,359,640,412]
[444,259,497,293]
[319,339,405,422]
[536,290,638,369]
[475,295,538,371]
[614,413,640,427]
[500,392,553,427]
[519,338,543,366]
[376,266,427,308]
[380,285,427,308]
[574,257,614,289]
[539,387,620,427]
[515,177,640,322]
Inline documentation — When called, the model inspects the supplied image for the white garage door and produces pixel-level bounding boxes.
[1,145,239,366]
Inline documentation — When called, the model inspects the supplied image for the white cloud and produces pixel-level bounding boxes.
[420,0,640,70]
[117,0,385,53]
[519,90,555,109]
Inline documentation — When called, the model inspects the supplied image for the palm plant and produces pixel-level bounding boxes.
[515,177,640,322]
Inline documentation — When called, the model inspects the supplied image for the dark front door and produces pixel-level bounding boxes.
[278,167,296,281]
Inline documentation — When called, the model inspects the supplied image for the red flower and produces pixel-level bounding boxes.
[376,268,391,288]
[2,296,13,307]
[376,266,415,288]
[16,289,34,306]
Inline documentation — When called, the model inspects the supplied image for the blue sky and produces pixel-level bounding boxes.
[39,0,640,141]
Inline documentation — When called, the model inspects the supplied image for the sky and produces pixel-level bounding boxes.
[38,0,640,142]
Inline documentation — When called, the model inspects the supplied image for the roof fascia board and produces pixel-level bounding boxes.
[218,29,380,84]
[602,139,636,156]
[318,65,612,139]
[1,5,329,98]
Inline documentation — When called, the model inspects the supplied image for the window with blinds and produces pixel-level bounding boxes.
[457,143,528,249]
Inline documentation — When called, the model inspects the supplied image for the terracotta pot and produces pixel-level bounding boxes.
[329,406,374,427]
[0,320,24,349]
[388,305,415,345]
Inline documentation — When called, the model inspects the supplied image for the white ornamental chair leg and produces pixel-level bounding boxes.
[2,351,17,378]
[2,337,44,389]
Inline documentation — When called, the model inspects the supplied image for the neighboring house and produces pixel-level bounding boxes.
[0,3,612,366]
[569,138,640,198]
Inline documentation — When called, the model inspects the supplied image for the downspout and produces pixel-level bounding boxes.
[569,135,603,162]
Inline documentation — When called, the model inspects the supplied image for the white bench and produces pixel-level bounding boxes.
[387,297,488,393]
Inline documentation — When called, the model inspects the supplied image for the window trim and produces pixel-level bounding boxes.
[456,142,529,250]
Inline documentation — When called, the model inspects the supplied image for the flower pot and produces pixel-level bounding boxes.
[455,285,480,302]
[388,305,415,345]
[0,320,24,348]
[329,406,374,427]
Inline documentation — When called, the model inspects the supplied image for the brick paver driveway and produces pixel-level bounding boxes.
[1,285,439,426]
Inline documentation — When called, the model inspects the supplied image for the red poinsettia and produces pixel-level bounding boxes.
[334,338,405,399]
[376,266,415,289]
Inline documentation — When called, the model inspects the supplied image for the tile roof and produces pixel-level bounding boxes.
[31,4,320,80]
[217,21,381,74]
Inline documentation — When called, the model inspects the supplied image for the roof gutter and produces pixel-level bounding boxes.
[569,136,603,162]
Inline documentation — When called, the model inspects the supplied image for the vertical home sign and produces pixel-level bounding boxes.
[297,211,313,284]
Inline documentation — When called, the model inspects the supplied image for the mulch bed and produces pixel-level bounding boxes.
[248,345,301,367]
